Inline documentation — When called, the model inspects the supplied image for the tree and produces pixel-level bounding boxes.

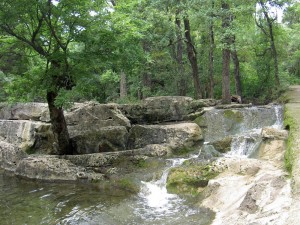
[256,0,281,86]
[221,1,231,104]
[184,15,202,99]
[0,0,102,154]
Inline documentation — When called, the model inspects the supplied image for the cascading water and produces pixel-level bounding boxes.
[202,105,284,157]
[134,153,201,222]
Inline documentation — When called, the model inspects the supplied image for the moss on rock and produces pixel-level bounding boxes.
[166,164,218,195]
[223,110,243,123]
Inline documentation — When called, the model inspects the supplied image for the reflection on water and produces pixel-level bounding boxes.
[0,169,214,225]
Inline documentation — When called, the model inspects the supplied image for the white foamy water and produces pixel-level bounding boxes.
[135,152,201,220]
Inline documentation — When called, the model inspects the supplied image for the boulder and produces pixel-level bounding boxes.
[210,136,233,153]
[0,120,54,154]
[15,155,104,182]
[0,103,50,122]
[127,122,203,149]
[65,144,173,169]
[71,126,129,154]
[0,141,27,172]
[261,127,288,140]
[258,140,286,163]
[65,102,131,136]
[167,164,219,195]
[119,96,218,124]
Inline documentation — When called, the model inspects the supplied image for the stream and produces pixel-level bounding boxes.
[0,105,283,225]
[0,154,213,225]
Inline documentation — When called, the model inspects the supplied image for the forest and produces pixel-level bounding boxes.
[0,0,299,154]
[1,0,300,104]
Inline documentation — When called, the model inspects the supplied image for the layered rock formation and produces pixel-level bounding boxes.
[0,97,216,181]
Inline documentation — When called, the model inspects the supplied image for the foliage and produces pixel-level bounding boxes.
[0,0,298,105]
[284,108,296,174]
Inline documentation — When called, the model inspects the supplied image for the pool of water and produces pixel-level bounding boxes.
[0,169,214,225]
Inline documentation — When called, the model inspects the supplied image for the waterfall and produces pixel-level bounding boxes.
[225,105,283,157]
[134,152,200,220]
[273,104,284,129]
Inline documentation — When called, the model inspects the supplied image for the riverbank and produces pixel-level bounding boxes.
[285,85,300,224]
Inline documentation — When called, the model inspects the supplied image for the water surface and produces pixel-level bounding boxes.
[0,168,214,225]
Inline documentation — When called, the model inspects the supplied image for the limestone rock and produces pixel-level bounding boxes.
[65,102,131,136]
[0,120,54,154]
[258,139,286,163]
[71,126,129,154]
[0,141,27,172]
[210,136,233,153]
[0,103,50,122]
[202,157,291,225]
[127,122,203,149]
[119,96,218,124]
[15,155,104,182]
[261,127,288,140]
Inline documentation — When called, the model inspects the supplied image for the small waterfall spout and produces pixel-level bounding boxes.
[135,151,201,220]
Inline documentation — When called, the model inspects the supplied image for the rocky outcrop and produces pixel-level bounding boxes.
[198,105,283,142]
[0,102,50,122]
[65,102,131,133]
[71,126,129,154]
[118,96,217,124]
[0,98,208,182]
[261,126,288,140]
[0,120,54,153]
[14,155,104,182]
[201,157,291,225]
[127,123,203,149]
[0,141,27,172]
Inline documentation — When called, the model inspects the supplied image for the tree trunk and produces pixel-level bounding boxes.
[208,0,215,99]
[259,0,280,86]
[46,91,71,155]
[175,13,187,96]
[221,2,231,104]
[231,35,242,100]
[231,49,242,97]
[183,16,202,99]
[120,70,127,98]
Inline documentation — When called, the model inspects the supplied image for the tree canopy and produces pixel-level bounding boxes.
[0,0,299,154]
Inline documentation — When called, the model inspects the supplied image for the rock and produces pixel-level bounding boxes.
[0,141,27,172]
[201,106,283,142]
[15,155,104,182]
[0,120,54,154]
[127,122,203,149]
[167,164,219,195]
[261,127,288,140]
[118,97,218,124]
[65,102,131,136]
[201,157,291,225]
[0,103,50,122]
[210,136,233,153]
[258,139,286,164]
[71,126,129,154]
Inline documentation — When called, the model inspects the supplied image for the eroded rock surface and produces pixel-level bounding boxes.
[127,123,203,149]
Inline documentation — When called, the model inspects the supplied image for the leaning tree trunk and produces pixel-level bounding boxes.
[183,16,202,99]
[47,91,71,155]
[221,2,231,104]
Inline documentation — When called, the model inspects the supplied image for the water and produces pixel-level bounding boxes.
[0,105,283,224]
[0,151,214,225]
[225,105,283,157]
[203,105,284,143]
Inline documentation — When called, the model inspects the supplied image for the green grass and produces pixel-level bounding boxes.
[284,108,296,175]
